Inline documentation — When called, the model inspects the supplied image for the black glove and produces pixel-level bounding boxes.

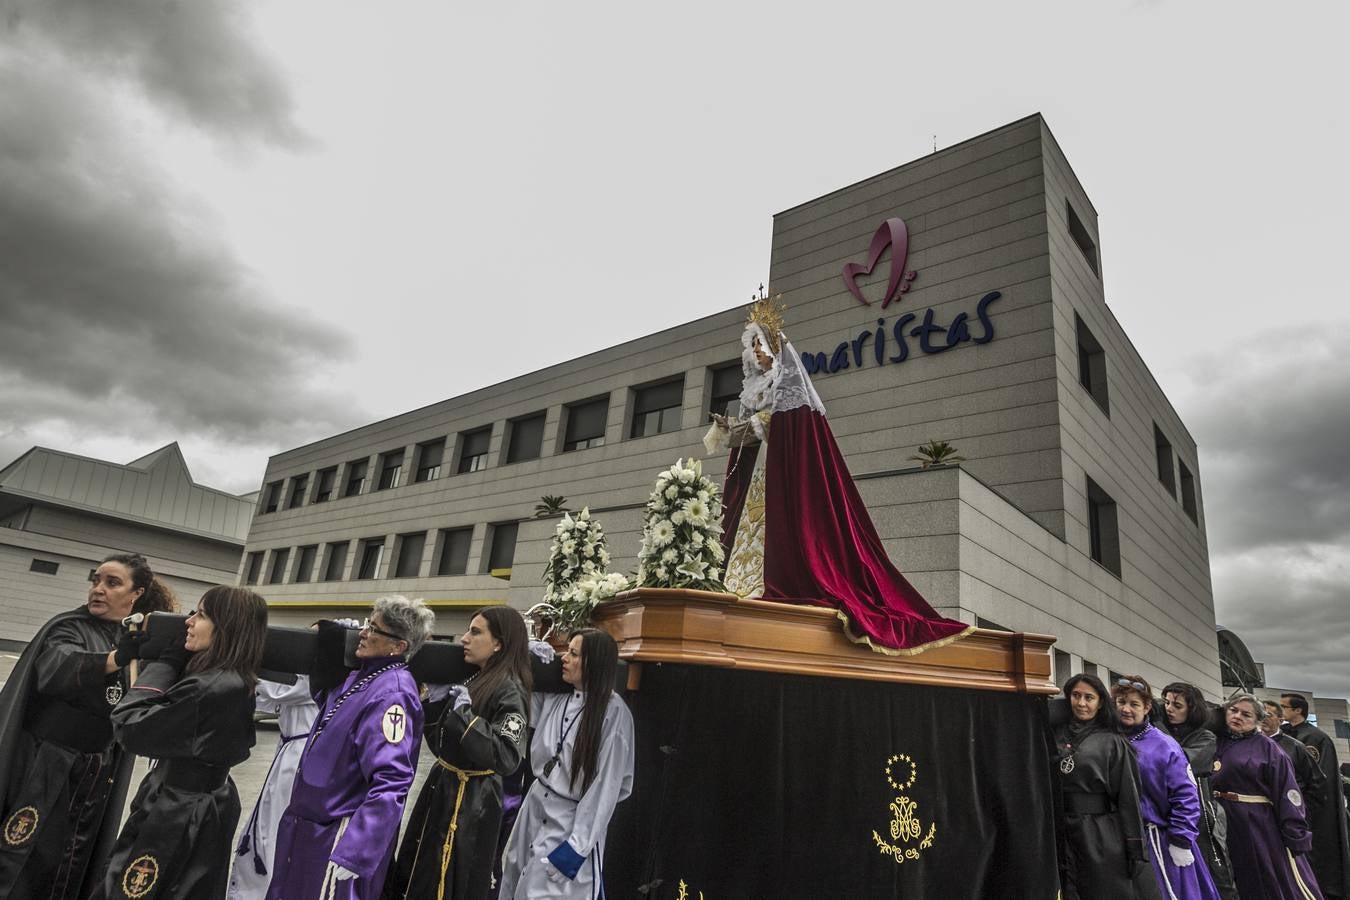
[156,640,192,675]
[114,630,145,668]
[311,619,355,693]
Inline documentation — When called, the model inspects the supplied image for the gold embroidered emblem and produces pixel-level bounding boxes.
[106,682,124,705]
[2,806,39,845]
[1213,760,1222,772]
[872,754,936,864]
[676,879,706,899]
[122,854,159,898]
[1306,744,1321,764]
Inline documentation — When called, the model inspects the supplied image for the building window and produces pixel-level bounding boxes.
[244,551,264,585]
[564,397,609,451]
[376,449,404,491]
[313,466,337,503]
[268,548,290,585]
[486,522,519,574]
[356,538,385,580]
[1086,476,1121,578]
[1053,649,1072,690]
[393,531,426,579]
[708,363,743,418]
[414,438,445,483]
[1075,314,1110,415]
[632,378,684,439]
[343,459,369,498]
[435,527,473,576]
[1066,200,1099,277]
[1154,425,1176,496]
[293,545,318,584]
[505,413,546,464]
[321,542,349,582]
[287,474,309,509]
[457,428,491,474]
[262,481,283,514]
[1179,460,1198,523]
[29,558,59,575]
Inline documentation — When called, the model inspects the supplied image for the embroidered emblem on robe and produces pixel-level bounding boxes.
[106,682,124,705]
[383,704,408,743]
[498,712,527,744]
[1288,789,1303,807]
[2,806,38,845]
[122,854,160,898]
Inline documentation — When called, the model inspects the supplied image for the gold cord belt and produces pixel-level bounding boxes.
[1214,790,1272,804]
[434,758,496,898]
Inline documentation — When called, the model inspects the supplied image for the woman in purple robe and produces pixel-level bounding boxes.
[1113,674,1221,900]
[267,596,434,900]
[1213,692,1324,899]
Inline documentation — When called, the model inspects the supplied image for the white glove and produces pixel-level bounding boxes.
[334,618,360,629]
[543,860,567,883]
[332,863,359,881]
[528,640,556,663]
[425,682,452,702]
[1168,844,1194,868]
[449,684,472,711]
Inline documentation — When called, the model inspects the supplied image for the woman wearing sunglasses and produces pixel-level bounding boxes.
[1112,675,1221,900]
[267,596,433,900]
[93,585,267,900]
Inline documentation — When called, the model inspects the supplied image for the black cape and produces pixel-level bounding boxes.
[0,607,133,900]
[1286,720,1350,899]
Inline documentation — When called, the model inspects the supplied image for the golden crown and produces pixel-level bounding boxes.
[746,284,785,353]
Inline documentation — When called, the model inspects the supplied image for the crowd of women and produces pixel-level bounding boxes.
[1053,671,1348,900]
[0,552,635,900]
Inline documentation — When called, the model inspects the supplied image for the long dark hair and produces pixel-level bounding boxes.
[466,606,532,712]
[569,627,619,794]
[1161,681,1209,734]
[185,586,267,688]
[1062,673,1114,729]
[100,552,179,614]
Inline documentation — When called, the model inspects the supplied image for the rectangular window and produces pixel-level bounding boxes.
[321,542,349,582]
[414,438,445,483]
[313,466,337,503]
[486,522,519,573]
[293,545,318,584]
[393,531,426,579]
[435,527,473,576]
[1086,476,1121,577]
[457,428,492,474]
[505,413,546,464]
[376,449,404,491]
[1053,649,1072,690]
[1075,313,1110,415]
[1154,425,1176,496]
[708,363,743,418]
[29,558,59,575]
[287,474,309,509]
[267,548,290,585]
[1179,460,1198,522]
[356,538,385,580]
[1066,200,1099,277]
[262,481,283,514]
[244,551,264,585]
[564,397,609,451]
[343,459,369,498]
[632,378,684,439]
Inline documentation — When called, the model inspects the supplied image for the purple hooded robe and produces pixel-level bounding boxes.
[266,659,423,900]
[1129,722,1221,900]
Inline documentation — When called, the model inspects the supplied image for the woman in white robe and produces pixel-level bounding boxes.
[499,628,633,899]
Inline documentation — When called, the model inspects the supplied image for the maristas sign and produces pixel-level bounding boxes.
[801,217,1001,375]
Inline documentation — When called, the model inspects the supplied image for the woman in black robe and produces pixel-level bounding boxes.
[93,585,267,900]
[0,552,175,900]
[383,606,532,900]
[1053,673,1162,900]
[1161,682,1240,900]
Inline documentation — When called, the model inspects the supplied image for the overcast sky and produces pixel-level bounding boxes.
[1,1,1346,695]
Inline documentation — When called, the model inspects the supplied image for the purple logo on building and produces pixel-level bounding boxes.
[842,217,918,309]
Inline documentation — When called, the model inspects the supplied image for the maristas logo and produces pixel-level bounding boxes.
[843,218,918,309]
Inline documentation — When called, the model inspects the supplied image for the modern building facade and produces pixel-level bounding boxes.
[241,114,1222,696]
[0,443,253,648]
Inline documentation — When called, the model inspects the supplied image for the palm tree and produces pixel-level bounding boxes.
[909,440,965,469]
[534,495,569,518]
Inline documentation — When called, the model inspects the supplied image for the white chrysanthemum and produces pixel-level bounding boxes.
[671,510,686,526]
[661,548,678,564]
[690,531,705,548]
[664,485,679,500]
[697,489,711,504]
[651,519,675,547]
[655,565,668,580]
[684,497,710,526]
[709,541,726,562]
[677,468,695,483]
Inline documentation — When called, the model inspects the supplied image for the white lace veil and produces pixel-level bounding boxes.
[737,323,826,441]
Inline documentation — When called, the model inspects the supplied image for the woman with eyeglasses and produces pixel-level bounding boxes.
[267,596,433,900]
[499,628,634,899]
[0,553,176,900]
[1160,682,1239,900]
[1052,673,1161,899]
[1113,675,1221,900]
[1213,693,1324,899]
[92,584,267,900]
[383,605,531,900]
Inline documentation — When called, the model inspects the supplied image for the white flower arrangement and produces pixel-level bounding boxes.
[637,457,726,591]
[541,507,622,630]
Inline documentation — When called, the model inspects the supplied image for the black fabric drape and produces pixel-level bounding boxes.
[605,665,1059,899]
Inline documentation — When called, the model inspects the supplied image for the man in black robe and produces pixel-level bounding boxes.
[1262,700,1325,809]
[1283,692,1350,899]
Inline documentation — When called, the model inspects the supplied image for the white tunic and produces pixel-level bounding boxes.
[500,690,634,899]
[226,676,318,900]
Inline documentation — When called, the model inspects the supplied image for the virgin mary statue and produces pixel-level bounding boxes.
[704,293,972,655]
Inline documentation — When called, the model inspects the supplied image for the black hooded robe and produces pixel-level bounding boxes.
[1286,720,1350,899]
